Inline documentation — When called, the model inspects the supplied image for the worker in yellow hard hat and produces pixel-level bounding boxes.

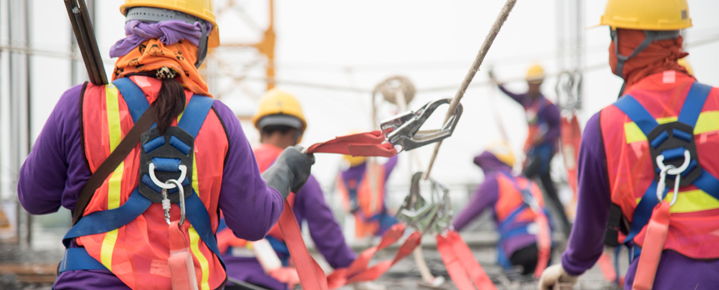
[18,1,318,289]
[337,144,399,239]
[218,90,385,290]
[538,1,719,289]
[489,65,570,238]
[453,142,554,277]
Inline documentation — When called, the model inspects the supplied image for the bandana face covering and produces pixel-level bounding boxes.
[112,39,212,98]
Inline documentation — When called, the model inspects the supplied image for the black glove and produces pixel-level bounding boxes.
[262,146,315,200]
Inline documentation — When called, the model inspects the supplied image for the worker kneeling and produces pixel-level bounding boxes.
[453,142,553,277]
[17,1,316,289]
[218,89,384,290]
[540,0,719,289]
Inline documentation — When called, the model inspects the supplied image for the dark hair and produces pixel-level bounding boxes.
[154,76,186,134]
[261,125,295,137]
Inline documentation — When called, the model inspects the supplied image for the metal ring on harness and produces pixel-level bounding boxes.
[149,163,188,189]
[656,149,691,176]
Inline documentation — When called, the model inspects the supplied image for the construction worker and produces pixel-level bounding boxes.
[453,142,553,276]
[218,89,384,290]
[16,1,315,289]
[539,1,719,289]
[490,65,571,237]
[337,154,399,239]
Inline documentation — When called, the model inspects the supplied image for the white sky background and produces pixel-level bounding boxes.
[2,0,719,199]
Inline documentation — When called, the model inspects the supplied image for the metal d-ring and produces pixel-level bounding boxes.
[655,150,691,176]
[149,163,188,189]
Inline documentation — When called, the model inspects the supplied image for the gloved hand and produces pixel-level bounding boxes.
[262,146,315,200]
[353,281,386,290]
[538,264,578,290]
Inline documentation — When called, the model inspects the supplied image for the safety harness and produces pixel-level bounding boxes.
[59,78,225,289]
[608,81,716,289]
[495,172,552,278]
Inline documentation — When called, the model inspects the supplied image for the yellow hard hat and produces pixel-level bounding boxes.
[678,57,693,75]
[599,0,692,31]
[486,141,515,168]
[343,155,367,167]
[253,89,307,142]
[120,0,220,47]
[526,64,545,83]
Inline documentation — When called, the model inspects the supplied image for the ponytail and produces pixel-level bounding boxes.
[154,68,186,134]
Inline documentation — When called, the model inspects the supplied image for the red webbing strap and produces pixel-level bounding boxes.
[597,252,617,283]
[268,267,300,288]
[344,231,423,285]
[534,214,552,278]
[436,233,475,290]
[306,130,397,157]
[632,201,670,290]
[445,230,495,290]
[277,200,329,290]
[168,221,199,290]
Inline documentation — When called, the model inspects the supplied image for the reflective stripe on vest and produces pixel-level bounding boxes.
[601,73,719,260]
[66,77,228,289]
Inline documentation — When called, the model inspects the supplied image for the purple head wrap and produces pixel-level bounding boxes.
[109,20,212,58]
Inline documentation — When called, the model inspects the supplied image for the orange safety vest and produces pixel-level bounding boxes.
[494,173,546,226]
[336,163,387,238]
[600,71,719,260]
[72,76,228,289]
[524,98,551,151]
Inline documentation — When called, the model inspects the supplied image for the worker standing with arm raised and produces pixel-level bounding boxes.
[337,154,399,240]
[218,89,385,290]
[539,1,719,289]
[17,1,314,289]
[453,142,553,277]
[490,65,570,237]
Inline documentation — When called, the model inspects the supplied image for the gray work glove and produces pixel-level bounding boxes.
[262,146,315,200]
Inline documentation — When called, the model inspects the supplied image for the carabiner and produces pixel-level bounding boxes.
[380,98,463,153]
[149,163,188,190]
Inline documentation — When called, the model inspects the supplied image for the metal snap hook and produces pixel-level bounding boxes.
[166,179,186,225]
[149,163,187,189]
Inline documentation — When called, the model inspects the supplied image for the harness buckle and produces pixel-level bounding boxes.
[380,98,463,153]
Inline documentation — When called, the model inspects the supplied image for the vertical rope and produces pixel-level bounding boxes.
[422,0,518,180]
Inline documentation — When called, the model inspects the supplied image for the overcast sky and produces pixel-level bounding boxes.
[2,0,719,199]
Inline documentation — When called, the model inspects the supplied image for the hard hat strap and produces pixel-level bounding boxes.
[125,7,210,68]
[612,29,681,79]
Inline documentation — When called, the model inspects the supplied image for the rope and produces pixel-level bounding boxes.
[374,75,416,105]
[422,0,517,180]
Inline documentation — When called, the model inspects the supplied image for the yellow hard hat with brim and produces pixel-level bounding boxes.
[595,0,692,31]
[121,0,220,47]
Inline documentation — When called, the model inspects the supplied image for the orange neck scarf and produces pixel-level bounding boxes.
[112,39,212,98]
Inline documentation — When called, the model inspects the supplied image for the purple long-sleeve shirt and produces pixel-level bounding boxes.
[19,83,284,290]
[498,85,560,150]
[562,113,719,289]
[453,152,541,258]
[224,146,356,290]
[340,156,399,188]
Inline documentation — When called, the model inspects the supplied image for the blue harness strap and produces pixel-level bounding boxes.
[612,82,718,258]
[63,84,223,274]
[59,248,108,273]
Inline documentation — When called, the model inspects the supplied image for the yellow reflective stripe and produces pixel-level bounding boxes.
[624,113,719,144]
[695,111,719,134]
[664,190,719,213]
[189,226,210,290]
[101,84,124,270]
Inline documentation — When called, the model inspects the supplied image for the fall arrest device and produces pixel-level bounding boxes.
[58,78,225,290]
[605,82,716,289]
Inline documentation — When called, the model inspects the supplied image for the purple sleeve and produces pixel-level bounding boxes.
[561,112,611,276]
[383,155,399,181]
[498,84,524,104]
[297,175,356,268]
[541,102,561,145]
[214,101,284,241]
[453,176,499,231]
[18,84,89,214]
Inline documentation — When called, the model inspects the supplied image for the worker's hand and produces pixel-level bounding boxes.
[353,281,386,290]
[262,146,315,200]
[538,264,578,290]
